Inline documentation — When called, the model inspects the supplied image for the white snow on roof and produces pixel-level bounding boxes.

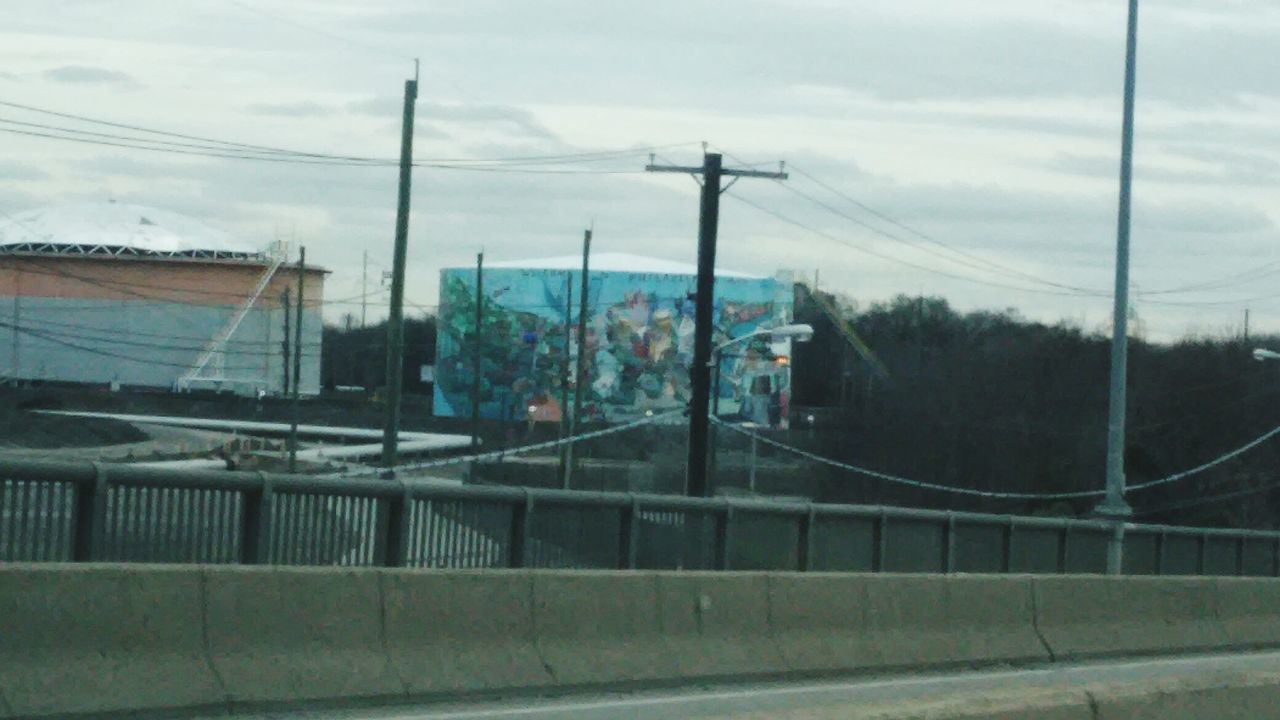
[0,202,258,255]
[463,252,764,279]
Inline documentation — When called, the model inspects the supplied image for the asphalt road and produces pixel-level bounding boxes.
[229,649,1280,720]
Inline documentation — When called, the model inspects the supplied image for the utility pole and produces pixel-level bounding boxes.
[1244,309,1250,341]
[558,272,573,488]
[288,247,305,473]
[564,227,592,490]
[280,287,291,395]
[470,252,484,450]
[381,65,419,470]
[646,151,787,497]
[361,249,369,329]
[1097,0,1140,574]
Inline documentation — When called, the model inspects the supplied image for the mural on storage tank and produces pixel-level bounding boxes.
[432,266,794,428]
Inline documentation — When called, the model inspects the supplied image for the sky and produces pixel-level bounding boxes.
[2,0,1279,341]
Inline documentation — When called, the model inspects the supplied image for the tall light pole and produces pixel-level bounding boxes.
[1097,0,1141,574]
[709,323,813,494]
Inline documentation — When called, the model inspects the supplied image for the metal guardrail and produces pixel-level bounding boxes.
[2,457,1279,575]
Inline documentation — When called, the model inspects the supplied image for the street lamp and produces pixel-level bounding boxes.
[702,323,814,496]
[711,323,814,417]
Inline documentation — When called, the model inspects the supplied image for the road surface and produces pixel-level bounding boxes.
[223,649,1280,719]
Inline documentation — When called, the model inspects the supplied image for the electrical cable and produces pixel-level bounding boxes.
[723,189,1105,298]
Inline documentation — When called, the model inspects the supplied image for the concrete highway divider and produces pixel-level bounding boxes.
[3,565,1280,718]
[1032,575,1225,660]
[382,569,549,697]
[0,564,224,718]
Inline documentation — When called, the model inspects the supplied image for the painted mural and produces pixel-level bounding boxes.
[433,267,794,427]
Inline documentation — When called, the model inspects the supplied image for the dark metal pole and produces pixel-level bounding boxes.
[712,349,722,417]
[686,152,722,497]
[1098,0,1140,574]
[280,287,290,395]
[558,272,573,488]
[470,251,484,450]
[708,347,723,492]
[288,247,305,473]
[566,228,592,488]
[381,75,419,469]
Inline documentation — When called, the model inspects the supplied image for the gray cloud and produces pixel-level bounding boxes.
[43,65,139,86]
[0,161,49,182]
[246,101,336,118]
[349,96,556,142]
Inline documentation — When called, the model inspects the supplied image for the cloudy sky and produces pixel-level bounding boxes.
[3,0,1279,340]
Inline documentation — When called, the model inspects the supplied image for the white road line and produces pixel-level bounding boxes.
[354,651,1280,720]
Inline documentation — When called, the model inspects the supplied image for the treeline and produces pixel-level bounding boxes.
[320,317,436,397]
[791,292,1280,529]
[319,296,1280,529]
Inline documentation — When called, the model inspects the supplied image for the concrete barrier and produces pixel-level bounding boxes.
[1215,577,1280,649]
[1032,575,1224,660]
[202,565,404,706]
[382,569,551,696]
[867,574,1047,670]
[770,573,885,673]
[6,566,1280,718]
[531,571,678,686]
[770,574,1049,676]
[0,563,223,718]
[656,572,785,680]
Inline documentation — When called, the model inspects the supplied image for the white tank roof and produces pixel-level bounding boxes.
[0,202,259,256]
[462,252,765,279]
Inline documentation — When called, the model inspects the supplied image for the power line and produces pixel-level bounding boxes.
[1134,478,1280,518]
[723,189,1104,298]
[774,162,1108,296]
[0,99,698,168]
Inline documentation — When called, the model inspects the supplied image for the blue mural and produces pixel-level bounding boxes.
[433,266,793,426]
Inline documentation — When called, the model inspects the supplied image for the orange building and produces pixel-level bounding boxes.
[0,202,325,394]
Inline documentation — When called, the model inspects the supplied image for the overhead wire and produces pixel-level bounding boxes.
[722,189,1101,298]
[772,160,1109,296]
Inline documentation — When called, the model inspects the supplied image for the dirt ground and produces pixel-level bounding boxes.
[0,410,149,449]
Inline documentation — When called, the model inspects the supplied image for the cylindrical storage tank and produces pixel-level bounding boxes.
[0,202,325,395]
[433,252,794,426]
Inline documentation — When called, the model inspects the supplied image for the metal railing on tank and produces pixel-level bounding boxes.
[2,456,1279,576]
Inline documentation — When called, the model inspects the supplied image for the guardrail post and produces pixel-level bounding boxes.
[1197,532,1208,576]
[713,504,733,571]
[1273,536,1280,578]
[617,497,639,570]
[1057,523,1070,574]
[73,464,109,562]
[508,492,531,568]
[1235,536,1246,577]
[797,505,816,572]
[1001,518,1014,574]
[873,510,887,573]
[380,488,412,568]
[239,473,272,565]
[943,513,956,574]
[1155,530,1167,576]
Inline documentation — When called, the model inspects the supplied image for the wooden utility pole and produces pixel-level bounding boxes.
[646,152,787,497]
[288,246,305,473]
[381,66,419,470]
[361,249,369,329]
[470,251,484,450]
[564,227,592,489]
